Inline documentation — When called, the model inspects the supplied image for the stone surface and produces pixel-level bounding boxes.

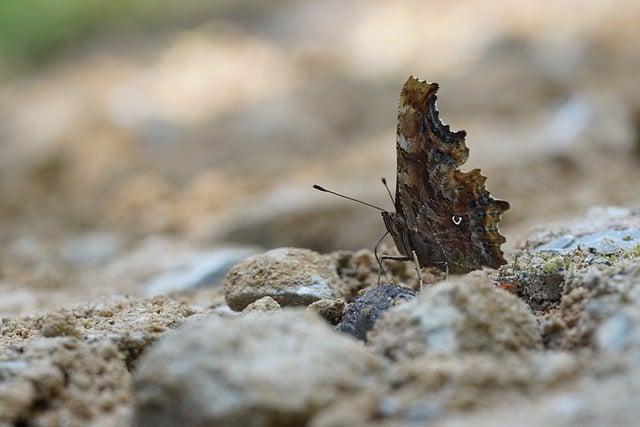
[367,276,542,360]
[242,296,281,313]
[0,338,132,426]
[307,298,347,325]
[499,252,569,310]
[1,295,198,368]
[429,363,640,427]
[224,248,341,311]
[498,208,640,350]
[337,284,416,340]
[557,260,640,351]
[535,228,640,255]
[310,352,582,427]
[133,309,384,427]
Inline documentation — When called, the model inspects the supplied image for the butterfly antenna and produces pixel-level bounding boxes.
[313,185,386,211]
[381,178,395,205]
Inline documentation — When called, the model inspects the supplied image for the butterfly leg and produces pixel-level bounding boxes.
[411,250,423,292]
[374,231,390,285]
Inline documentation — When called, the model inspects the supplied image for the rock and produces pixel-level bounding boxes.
[535,228,640,255]
[337,284,416,340]
[39,311,79,338]
[307,299,347,325]
[1,295,197,369]
[595,312,635,351]
[499,253,567,311]
[133,309,384,427]
[498,206,640,350]
[0,338,131,426]
[499,206,640,312]
[310,352,581,427]
[571,261,640,352]
[224,248,341,311]
[142,246,259,296]
[242,296,281,313]
[423,360,640,427]
[367,277,542,360]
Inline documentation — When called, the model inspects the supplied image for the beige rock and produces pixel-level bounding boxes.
[0,338,131,426]
[224,248,341,311]
[133,309,385,427]
[39,311,80,338]
[242,296,281,313]
[307,298,347,325]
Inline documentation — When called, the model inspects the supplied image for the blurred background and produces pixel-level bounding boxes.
[1,0,639,316]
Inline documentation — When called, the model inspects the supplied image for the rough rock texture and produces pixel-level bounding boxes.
[310,352,585,427]
[1,295,197,368]
[337,284,416,340]
[498,207,640,351]
[538,260,640,350]
[0,295,200,426]
[242,296,281,313]
[0,338,132,426]
[368,276,542,360]
[430,360,638,427]
[224,248,342,311]
[133,309,385,427]
[307,298,347,325]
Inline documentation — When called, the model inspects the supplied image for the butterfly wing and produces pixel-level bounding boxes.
[392,76,509,273]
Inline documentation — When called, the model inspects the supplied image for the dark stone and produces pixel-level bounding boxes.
[337,284,416,341]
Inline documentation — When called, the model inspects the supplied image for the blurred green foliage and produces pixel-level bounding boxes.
[0,0,157,68]
[0,0,275,79]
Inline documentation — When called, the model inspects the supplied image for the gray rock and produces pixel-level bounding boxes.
[535,228,640,255]
[337,284,416,341]
[310,352,580,427]
[224,248,341,311]
[133,309,384,427]
[368,277,542,360]
[595,312,635,351]
[143,246,259,296]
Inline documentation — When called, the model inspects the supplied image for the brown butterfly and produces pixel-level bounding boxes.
[315,76,509,276]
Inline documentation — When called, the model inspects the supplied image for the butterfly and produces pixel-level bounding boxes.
[315,76,509,276]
